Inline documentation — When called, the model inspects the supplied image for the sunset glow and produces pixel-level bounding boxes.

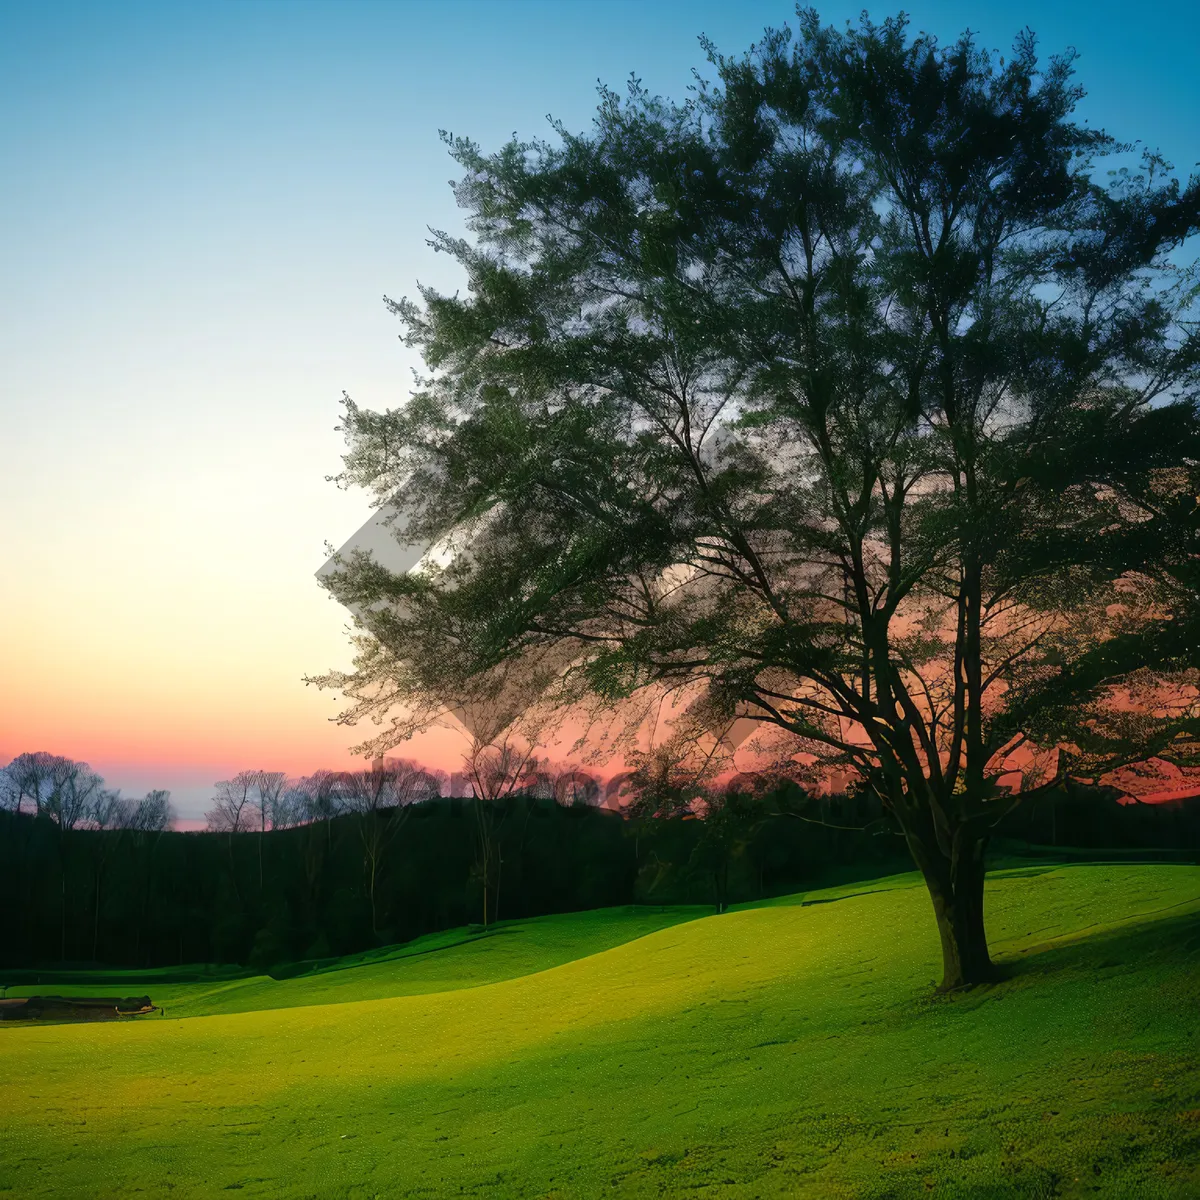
[3,0,1196,819]
[3,6,1199,1197]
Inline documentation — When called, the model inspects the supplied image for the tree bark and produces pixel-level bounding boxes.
[474,797,490,927]
[905,827,994,991]
[59,831,69,964]
[368,837,380,938]
[92,869,102,963]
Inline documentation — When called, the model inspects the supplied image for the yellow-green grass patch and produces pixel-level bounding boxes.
[2,864,1199,1198]
[2,904,706,1018]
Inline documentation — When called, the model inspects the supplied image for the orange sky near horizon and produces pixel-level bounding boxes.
[5,0,1197,826]
[0,540,474,817]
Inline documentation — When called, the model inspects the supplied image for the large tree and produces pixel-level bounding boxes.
[316,10,1200,989]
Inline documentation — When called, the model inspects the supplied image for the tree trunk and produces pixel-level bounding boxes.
[474,797,493,927]
[226,833,242,908]
[906,828,994,991]
[92,869,102,963]
[59,835,69,964]
[481,850,489,928]
[369,848,379,937]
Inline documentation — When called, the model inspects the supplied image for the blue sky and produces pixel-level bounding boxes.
[1,0,1196,817]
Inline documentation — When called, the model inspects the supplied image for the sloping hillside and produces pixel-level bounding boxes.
[2,863,1198,1198]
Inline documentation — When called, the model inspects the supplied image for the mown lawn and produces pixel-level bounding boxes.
[1,904,705,1018]
[2,863,1199,1198]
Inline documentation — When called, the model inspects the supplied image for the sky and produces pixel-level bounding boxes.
[2,0,1197,820]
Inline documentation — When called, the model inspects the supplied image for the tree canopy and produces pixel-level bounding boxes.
[316,8,1200,989]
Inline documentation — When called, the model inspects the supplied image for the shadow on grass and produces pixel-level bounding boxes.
[268,925,523,980]
[932,902,1200,1009]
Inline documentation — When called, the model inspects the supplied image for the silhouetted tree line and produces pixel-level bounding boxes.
[1,752,1196,970]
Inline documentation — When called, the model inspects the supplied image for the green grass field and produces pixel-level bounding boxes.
[2,863,1199,1198]
[1,905,704,1019]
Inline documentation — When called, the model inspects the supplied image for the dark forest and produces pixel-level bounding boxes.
[3,786,1195,974]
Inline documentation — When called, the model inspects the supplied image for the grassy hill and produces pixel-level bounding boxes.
[2,862,1199,1198]
[1,904,704,1019]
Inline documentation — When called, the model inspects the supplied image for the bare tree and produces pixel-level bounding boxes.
[205,772,258,833]
[298,769,352,823]
[0,751,71,815]
[237,770,289,890]
[88,788,131,830]
[205,771,259,906]
[467,739,550,929]
[288,769,354,918]
[254,771,289,832]
[126,791,174,966]
[344,759,440,938]
[37,758,106,961]
[273,781,308,829]
[298,768,356,844]
[310,632,566,928]
[128,790,174,833]
[85,788,133,962]
[76,788,175,964]
[47,758,103,831]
